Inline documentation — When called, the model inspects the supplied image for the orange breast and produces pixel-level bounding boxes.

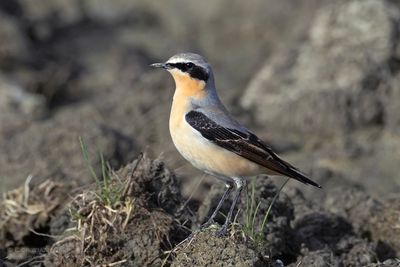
[170,70,206,98]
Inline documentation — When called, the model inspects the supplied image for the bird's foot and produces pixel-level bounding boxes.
[183,220,217,242]
[199,219,215,230]
[215,224,228,237]
[184,231,196,242]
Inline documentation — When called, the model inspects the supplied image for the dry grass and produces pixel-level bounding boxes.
[47,154,180,266]
[0,175,67,248]
[48,157,139,266]
[1,150,188,266]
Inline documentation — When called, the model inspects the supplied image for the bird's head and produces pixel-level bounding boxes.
[151,53,214,96]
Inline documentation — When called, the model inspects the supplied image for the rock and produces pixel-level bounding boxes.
[307,0,393,87]
[241,0,398,138]
[241,0,400,195]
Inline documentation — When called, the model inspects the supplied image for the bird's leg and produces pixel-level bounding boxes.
[200,183,233,230]
[217,177,245,237]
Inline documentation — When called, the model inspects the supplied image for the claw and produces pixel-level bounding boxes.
[200,219,215,230]
[216,225,228,237]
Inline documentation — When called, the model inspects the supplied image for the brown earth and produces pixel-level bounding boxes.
[1,155,399,266]
[0,0,399,266]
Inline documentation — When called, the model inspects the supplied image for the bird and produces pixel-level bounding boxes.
[151,53,321,236]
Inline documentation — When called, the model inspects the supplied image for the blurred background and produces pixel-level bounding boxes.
[0,0,399,202]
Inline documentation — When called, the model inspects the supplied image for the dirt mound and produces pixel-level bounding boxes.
[45,154,190,266]
[0,154,191,266]
[171,229,269,267]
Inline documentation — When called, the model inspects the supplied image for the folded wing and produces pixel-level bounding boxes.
[185,110,321,188]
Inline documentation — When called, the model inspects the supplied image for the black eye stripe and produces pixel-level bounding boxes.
[170,63,192,72]
[169,62,209,81]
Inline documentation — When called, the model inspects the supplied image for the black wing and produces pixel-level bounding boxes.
[185,110,321,188]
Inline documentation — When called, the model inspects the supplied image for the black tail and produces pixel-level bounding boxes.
[285,166,321,188]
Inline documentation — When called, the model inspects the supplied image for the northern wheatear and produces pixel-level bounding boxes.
[151,53,320,236]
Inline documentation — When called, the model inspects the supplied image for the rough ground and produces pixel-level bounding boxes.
[1,155,399,266]
[0,0,399,266]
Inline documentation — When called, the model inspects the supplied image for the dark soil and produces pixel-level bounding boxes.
[0,0,400,266]
[0,155,399,266]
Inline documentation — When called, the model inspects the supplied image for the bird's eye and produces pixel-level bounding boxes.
[185,62,194,69]
[173,62,195,72]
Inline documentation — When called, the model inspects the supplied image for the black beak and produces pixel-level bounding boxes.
[150,62,168,69]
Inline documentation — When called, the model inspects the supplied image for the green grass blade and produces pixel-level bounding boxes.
[245,183,250,228]
[260,177,290,232]
[251,200,262,238]
[100,152,108,185]
[79,136,100,186]
[250,177,255,223]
